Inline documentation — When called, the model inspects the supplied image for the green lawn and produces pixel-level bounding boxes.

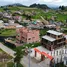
[0,29,16,36]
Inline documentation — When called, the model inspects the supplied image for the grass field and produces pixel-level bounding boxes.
[0,29,16,36]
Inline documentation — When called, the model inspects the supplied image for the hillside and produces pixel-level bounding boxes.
[0,4,67,22]
[29,3,49,9]
[1,3,27,7]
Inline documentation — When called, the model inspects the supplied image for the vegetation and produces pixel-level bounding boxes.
[0,62,23,67]
[56,62,66,67]
[30,3,49,9]
[59,6,67,11]
[40,29,48,37]
[7,62,23,67]
[15,42,41,51]
[0,4,67,22]
[14,48,24,67]
[59,6,65,10]
[0,29,16,36]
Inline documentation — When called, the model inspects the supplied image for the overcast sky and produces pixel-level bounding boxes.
[0,0,67,6]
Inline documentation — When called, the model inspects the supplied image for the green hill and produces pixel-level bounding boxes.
[30,3,49,10]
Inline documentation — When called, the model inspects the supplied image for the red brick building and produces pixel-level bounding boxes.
[16,27,40,44]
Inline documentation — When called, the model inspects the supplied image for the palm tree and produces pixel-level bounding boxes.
[14,48,24,67]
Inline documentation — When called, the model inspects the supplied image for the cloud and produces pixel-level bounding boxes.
[39,0,63,3]
[0,0,67,6]
[53,0,63,2]
[39,0,53,2]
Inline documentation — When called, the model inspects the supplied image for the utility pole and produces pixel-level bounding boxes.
[26,44,33,67]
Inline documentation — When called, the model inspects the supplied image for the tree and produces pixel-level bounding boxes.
[29,3,49,9]
[59,6,65,10]
[14,48,24,67]
[59,6,62,9]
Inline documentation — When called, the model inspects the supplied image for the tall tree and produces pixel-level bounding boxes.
[14,48,24,67]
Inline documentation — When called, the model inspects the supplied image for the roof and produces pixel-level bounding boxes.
[47,30,63,36]
[42,35,56,42]
[34,48,53,60]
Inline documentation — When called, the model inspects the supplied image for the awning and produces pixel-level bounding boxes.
[34,48,41,54]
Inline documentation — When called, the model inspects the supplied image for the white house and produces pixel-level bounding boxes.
[8,20,15,25]
[0,20,4,28]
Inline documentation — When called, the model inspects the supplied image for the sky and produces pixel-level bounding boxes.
[0,0,67,7]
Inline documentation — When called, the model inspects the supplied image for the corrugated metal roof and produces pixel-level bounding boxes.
[47,30,63,35]
[42,35,56,42]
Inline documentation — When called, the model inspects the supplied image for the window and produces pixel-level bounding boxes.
[47,33,50,36]
[28,38,31,40]
[33,37,35,38]
[54,51,55,56]
[57,58,58,63]
[22,36,24,38]
[62,50,64,54]
[51,51,52,56]
[63,38,66,41]
[59,51,61,55]
[66,61,67,65]
[65,49,67,54]
[56,51,58,56]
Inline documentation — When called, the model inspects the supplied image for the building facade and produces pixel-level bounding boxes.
[41,30,66,51]
[16,27,40,44]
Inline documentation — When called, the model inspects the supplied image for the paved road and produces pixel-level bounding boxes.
[21,55,50,67]
[0,43,15,58]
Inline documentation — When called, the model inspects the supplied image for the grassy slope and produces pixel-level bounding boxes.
[0,6,67,22]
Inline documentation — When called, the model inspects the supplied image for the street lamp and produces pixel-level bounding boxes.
[25,44,34,67]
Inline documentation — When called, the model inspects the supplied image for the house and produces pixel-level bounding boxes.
[0,12,3,17]
[16,27,40,44]
[13,16,22,22]
[0,20,4,28]
[64,57,67,66]
[45,24,56,29]
[16,25,23,28]
[3,12,12,19]
[14,11,22,15]
[4,23,23,29]
[8,20,15,25]
[27,20,44,29]
[41,30,66,51]
[28,30,67,65]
